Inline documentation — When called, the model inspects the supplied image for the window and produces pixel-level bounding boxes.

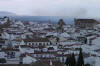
[35,43,37,46]
[28,43,31,45]
[32,43,34,45]
[39,43,42,46]
[47,43,48,45]
[43,43,45,45]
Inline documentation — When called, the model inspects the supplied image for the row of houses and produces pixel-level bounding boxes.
[0,17,100,66]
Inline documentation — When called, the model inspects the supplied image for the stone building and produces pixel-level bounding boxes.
[57,19,66,33]
[74,19,99,30]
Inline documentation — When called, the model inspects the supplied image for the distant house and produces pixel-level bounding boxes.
[24,38,51,46]
[2,31,26,40]
[0,16,9,25]
[0,16,11,28]
[20,55,37,64]
[2,48,20,59]
[77,36,87,44]
[11,39,25,46]
[74,19,99,30]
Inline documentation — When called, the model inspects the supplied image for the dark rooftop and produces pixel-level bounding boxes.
[24,38,50,42]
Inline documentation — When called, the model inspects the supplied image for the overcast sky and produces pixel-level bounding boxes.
[0,0,100,18]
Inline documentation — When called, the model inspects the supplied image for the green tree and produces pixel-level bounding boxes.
[65,55,70,66]
[0,58,6,64]
[77,48,84,66]
[71,53,76,66]
[56,37,59,42]
[65,55,73,66]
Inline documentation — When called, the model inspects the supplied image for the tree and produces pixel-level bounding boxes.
[56,37,59,42]
[71,53,76,66]
[65,55,70,66]
[77,48,84,66]
[0,58,6,64]
[69,55,73,66]
[65,54,76,66]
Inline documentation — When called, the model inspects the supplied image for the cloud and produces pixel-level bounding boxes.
[0,0,100,18]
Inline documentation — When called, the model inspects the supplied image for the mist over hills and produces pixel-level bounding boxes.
[11,16,100,24]
[1,11,100,24]
[0,11,74,24]
[5,11,100,24]
[0,11,17,16]
[11,16,74,24]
